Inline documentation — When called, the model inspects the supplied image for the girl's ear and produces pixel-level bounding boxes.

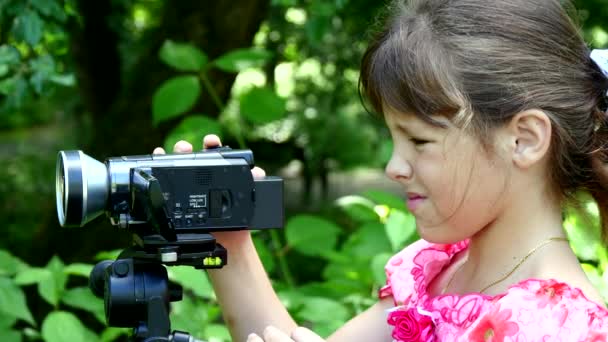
[506,109,552,169]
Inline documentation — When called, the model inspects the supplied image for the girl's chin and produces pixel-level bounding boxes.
[416,224,467,244]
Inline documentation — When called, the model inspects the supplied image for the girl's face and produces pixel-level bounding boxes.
[384,110,510,243]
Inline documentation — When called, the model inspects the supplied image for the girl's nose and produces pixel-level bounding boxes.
[385,153,413,182]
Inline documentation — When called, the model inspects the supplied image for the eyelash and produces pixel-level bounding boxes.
[410,138,429,146]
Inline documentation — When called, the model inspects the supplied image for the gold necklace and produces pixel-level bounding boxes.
[441,237,569,295]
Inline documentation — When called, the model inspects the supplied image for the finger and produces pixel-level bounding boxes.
[153,147,166,155]
[291,327,325,342]
[203,134,222,149]
[173,140,193,153]
[247,333,265,342]
[252,166,266,179]
[263,326,293,342]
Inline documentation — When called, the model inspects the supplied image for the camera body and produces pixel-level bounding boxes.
[57,147,283,242]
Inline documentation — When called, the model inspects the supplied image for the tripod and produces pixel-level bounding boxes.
[90,232,227,342]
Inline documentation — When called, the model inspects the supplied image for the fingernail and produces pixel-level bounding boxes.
[247,333,260,342]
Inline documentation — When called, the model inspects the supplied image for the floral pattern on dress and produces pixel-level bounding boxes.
[380,240,608,341]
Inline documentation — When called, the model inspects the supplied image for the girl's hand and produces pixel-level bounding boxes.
[247,326,326,342]
[152,134,266,248]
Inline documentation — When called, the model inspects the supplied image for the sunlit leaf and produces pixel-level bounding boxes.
[213,48,272,72]
[385,210,417,252]
[41,311,95,342]
[0,330,21,342]
[152,75,201,125]
[30,0,66,22]
[64,263,94,278]
[334,195,378,223]
[253,235,276,274]
[14,267,51,285]
[286,215,342,257]
[297,297,349,323]
[0,45,19,66]
[0,277,35,325]
[341,222,391,259]
[361,190,407,213]
[95,250,122,261]
[11,9,44,46]
[159,40,208,72]
[171,296,209,338]
[38,256,67,307]
[371,253,392,287]
[49,74,76,86]
[167,266,214,299]
[100,328,129,342]
[0,250,27,276]
[61,287,105,324]
[239,87,286,124]
[204,324,231,342]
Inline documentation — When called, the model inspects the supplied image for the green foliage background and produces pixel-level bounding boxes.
[0,0,607,341]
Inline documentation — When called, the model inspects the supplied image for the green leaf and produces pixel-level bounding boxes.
[100,328,129,342]
[29,55,55,94]
[30,0,67,22]
[361,190,407,212]
[163,115,222,152]
[253,236,275,274]
[371,253,392,287]
[38,256,67,307]
[0,250,27,276]
[49,74,75,87]
[0,329,21,342]
[0,312,17,328]
[285,215,342,257]
[167,266,214,299]
[239,87,286,124]
[159,40,208,72]
[385,210,417,252]
[11,9,44,46]
[0,45,19,66]
[0,64,8,77]
[41,311,96,342]
[61,287,105,324]
[341,222,391,259]
[213,48,272,72]
[152,75,201,125]
[334,195,379,223]
[0,75,29,109]
[0,277,35,325]
[297,297,349,324]
[171,296,209,338]
[14,267,51,285]
[64,263,93,278]
[95,250,122,261]
[204,324,231,342]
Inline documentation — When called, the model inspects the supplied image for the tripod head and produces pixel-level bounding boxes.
[90,233,223,342]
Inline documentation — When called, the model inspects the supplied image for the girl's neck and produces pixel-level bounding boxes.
[464,187,567,293]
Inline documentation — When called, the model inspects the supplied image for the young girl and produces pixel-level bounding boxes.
[155,0,608,340]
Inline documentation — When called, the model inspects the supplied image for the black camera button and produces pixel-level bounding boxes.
[113,261,130,277]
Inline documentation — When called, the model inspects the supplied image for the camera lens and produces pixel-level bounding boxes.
[56,151,110,227]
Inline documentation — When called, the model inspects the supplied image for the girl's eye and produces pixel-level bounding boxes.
[410,138,430,146]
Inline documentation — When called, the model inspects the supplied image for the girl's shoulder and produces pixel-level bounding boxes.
[379,239,469,306]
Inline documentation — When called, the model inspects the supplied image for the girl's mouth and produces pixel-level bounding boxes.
[406,193,426,212]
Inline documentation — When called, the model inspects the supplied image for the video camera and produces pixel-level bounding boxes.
[56,146,284,341]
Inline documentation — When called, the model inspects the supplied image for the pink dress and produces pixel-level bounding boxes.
[380,239,608,341]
